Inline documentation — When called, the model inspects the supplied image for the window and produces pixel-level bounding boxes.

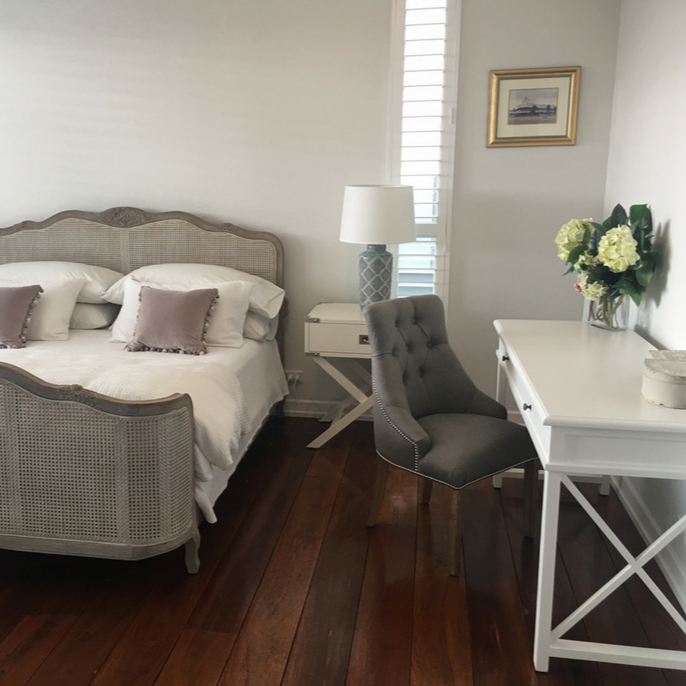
[391,0,458,300]
[397,238,436,297]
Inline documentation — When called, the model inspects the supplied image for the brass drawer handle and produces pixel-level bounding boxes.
[359,334,369,345]
[522,403,532,411]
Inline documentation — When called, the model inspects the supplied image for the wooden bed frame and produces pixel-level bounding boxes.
[0,207,284,573]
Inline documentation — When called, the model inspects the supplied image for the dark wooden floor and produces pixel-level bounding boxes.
[1,416,686,686]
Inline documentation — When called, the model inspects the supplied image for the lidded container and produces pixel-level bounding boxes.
[642,350,686,409]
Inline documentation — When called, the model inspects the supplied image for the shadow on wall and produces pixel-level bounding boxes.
[635,219,670,347]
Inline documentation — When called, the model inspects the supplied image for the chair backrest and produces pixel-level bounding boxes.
[363,295,479,420]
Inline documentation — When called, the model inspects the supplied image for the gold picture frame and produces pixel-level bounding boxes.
[487,66,581,147]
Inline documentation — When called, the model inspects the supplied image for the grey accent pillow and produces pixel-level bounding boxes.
[0,285,43,348]
[125,286,219,355]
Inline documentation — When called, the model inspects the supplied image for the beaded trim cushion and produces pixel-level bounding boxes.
[112,278,252,348]
[125,286,219,355]
[0,284,43,348]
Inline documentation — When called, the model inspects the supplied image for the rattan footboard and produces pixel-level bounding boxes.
[0,363,200,571]
[0,207,285,572]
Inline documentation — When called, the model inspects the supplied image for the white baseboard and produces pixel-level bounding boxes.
[613,476,686,613]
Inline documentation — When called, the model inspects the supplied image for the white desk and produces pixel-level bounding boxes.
[495,319,686,672]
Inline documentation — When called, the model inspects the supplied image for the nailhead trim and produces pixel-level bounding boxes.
[372,379,421,472]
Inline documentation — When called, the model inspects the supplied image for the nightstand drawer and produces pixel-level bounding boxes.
[305,321,370,357]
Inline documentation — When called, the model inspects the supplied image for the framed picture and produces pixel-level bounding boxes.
[487,66,581,147]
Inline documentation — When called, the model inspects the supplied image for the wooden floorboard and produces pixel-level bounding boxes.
[345,459,418,686]
[280,421,376,686]
[1,417,685,686]
[463,482,539,686]
[411,481,473,686]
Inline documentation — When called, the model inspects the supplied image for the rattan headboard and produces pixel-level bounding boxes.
[0,207,284,288]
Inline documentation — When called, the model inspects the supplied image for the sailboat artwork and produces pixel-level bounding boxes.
[507,88,559,125]
[487,66,580,147]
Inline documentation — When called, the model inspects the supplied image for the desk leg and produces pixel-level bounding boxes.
[534,470,562,672]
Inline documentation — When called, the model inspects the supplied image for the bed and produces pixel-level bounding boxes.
[0,206,288,573]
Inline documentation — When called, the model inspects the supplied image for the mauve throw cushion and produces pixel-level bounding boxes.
[125,286,219,355]
[0,285,43,348]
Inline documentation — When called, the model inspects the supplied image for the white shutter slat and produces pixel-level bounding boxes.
[394,0,456,297]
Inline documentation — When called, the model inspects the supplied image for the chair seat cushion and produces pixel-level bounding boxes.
[416,413,536,489]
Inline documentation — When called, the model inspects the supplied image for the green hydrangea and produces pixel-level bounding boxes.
[597,225,640,273]
[576,274,608,301]
[555,219,593,261]
[575,250,596,269]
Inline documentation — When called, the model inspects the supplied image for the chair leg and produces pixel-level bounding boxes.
[448,488,463,577]
[366,455,389,527]
[419,478,433,505]
[523,459,538,538]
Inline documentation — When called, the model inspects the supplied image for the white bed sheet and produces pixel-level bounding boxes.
[0,331,288,522]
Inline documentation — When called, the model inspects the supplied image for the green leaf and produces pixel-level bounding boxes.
[635,253,656,289]
[589,224,609,254]
[617,279,643,306]
[629,203,652,231]
[566,244,586,266]
[610,204,628,227]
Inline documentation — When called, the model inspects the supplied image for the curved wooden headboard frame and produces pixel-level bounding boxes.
[0,206,283,285]
[0,206,286,353]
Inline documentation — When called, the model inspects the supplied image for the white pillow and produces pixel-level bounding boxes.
[2,278,84,341]
[70,303,120,329]
[104,263,284,319]
[110,277,253,348]
[244,311,279,342]
[0,261,123,304]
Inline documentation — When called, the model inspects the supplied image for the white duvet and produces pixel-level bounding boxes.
[0,332,288,521]
[0,349,247,477]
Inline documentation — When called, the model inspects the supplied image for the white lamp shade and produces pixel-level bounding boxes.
[339,185,416,246]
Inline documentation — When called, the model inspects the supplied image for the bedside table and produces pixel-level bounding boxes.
[305,302,372,449]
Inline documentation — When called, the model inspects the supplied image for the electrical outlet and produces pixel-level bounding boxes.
[285,370,303,385]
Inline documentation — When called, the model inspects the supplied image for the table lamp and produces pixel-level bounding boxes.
[339,185,416,308]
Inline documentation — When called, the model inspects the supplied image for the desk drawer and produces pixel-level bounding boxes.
[305,322,370,357]
[500,352,551,460]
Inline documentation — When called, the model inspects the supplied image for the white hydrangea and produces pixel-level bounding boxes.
[576,274,608,301]
[575,250,596,269]
[597,225,640,273]
[554,219,593,261]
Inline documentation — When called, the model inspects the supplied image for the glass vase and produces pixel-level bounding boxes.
[583,293,629,331]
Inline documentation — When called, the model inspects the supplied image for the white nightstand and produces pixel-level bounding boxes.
[305,302,372,449]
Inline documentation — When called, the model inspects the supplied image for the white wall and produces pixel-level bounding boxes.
[604,1,686,606]
[0,0,392,402]
[0,0,628,409]
[449,0,622,394]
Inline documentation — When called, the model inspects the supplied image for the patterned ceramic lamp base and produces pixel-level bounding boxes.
[359,244,392,308]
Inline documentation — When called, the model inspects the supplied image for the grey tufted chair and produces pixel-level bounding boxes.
[363,294,538,576]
